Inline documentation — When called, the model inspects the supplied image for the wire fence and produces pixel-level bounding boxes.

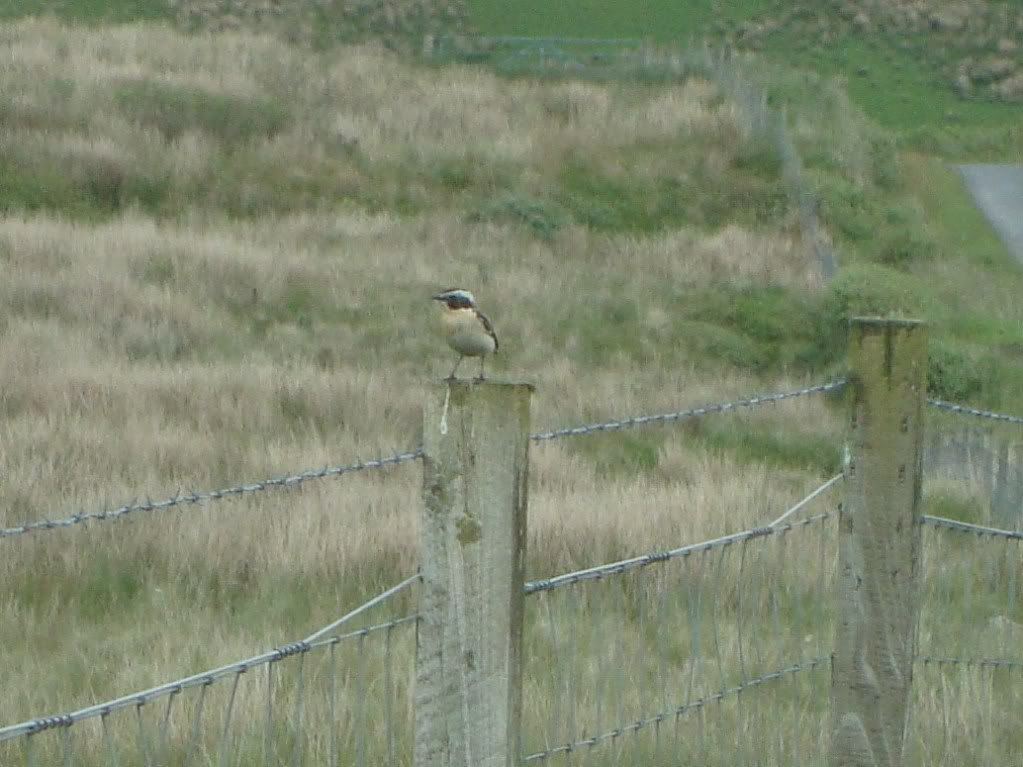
[907,398,1023,765]
[0,381,846,542]
[928,398,1023,426]
[522,503,839,764]
[3,378,1023,765]
[908,517,1023,764]
[0,576,420,766]
[428,35,838,281]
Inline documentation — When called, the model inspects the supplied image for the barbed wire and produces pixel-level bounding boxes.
[0,449,423,541]
[522,656,829,762]
[917,655,1023,671]
[530,380,847,442]
[927,398,1023,426]
[2,380,844,542]
[525,511,833,595]
[921,514,1023,541]
[0,573,419,744]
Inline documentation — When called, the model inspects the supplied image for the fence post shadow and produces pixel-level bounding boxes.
[414,380,533,767]
[830,317,927,767]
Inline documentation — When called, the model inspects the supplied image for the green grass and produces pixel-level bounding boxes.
[469,0,720,41]
[752,27,1021,133]
[0,0,170,23]
[0,14,1021,767]
[114,79,292,144]
[468,0,1023,148]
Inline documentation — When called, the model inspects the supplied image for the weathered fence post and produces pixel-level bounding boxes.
[830,318,927,767]
[414,381,533,767]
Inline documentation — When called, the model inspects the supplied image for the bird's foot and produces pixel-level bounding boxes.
[473,375,487,383]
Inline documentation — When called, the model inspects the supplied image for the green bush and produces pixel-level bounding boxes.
[570,430,665,477]
[828,262,927,317]
[926,342,992,402]
[114,79,290,144]
[701,426,843,473]
[679,286,844,374]
[688,321,771,370]
[468,193,567,240]
[926,490,985,525]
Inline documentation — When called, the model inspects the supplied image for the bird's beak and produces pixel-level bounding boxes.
[431,292,446,301]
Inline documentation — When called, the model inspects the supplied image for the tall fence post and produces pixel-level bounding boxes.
[414,381,533,767]
[830,317,927,767]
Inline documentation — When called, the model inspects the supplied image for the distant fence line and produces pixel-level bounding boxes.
[4,318,1023,766]
[427,35,839,281]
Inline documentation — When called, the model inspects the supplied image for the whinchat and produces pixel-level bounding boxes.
[432,288,499,381]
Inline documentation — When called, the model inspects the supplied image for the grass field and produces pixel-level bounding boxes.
[468,0,1023,141]
[0,9,1021,767]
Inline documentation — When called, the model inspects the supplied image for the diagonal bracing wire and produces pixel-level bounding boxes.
[1,380,846,541]
[927,398,1023,426]
[0,576,420,742]
[766,474,842,528]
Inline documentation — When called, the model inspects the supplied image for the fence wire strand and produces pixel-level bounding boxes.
[0,449,424,540]
[523,499,835,764]
[912,510,1023,764]
[917,656,1023,670]
[2,380,844,542]
[525,512,833,595]
[522,657,829,762]
[530,380,847,442]
[928,398,1023,426]
[920,514,1023,541]
[0,577,419,743]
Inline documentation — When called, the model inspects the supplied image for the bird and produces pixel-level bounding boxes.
[431,288,499,381]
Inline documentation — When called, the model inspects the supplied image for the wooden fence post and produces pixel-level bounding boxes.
[830,318,927,767]
[414,381,533,767]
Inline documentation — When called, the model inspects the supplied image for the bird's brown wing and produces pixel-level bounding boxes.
[477,311,499,351]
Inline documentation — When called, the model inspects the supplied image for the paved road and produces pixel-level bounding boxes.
[957,164,1023,263]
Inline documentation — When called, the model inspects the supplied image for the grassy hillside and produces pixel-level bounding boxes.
[469,0,1023,152]
[0,13,843,727]
[0,11,1020,766]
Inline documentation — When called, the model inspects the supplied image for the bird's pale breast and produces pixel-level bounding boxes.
[441,308,496,356]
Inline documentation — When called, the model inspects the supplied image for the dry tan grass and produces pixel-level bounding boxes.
[5,17,1011,767]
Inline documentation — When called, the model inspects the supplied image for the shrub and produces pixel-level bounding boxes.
[927,342,993,402]
[468,193,567,240]
[114,79,290,144]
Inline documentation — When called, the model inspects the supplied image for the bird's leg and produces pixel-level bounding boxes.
[475,356,487,382]
[447,355,464,381]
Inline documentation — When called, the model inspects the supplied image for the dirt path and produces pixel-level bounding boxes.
[957,164,1023,263]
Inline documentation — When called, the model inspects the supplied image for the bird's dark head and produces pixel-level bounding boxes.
[432,288,476,310]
